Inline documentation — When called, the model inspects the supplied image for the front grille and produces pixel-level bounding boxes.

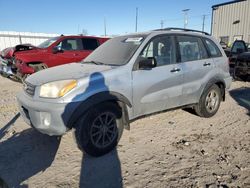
[23,81,36,96]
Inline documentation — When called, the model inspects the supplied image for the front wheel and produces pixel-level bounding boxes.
[233,61,248,81]
[74,102,124,157]
[195,85,222,118]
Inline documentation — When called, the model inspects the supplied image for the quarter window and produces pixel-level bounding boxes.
[177,36,207,62]
[205,39,222,57]
[140,36,176,66]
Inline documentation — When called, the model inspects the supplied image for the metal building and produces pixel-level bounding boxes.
[211,0,250,45]
[0,31,59,51]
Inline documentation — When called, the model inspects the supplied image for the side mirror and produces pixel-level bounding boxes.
[52,46,63,54]
[138,57,157,70]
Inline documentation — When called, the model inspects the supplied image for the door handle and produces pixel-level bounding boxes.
[73,53,79,56]
[170,68,181,73]
[203,62,211,66]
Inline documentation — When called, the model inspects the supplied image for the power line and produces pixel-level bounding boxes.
[161,14,211,23]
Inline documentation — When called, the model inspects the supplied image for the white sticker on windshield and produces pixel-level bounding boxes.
[124,37,143,43]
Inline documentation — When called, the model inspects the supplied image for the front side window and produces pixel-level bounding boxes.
[140,35,176,66]
[57,38,81,51]
[38,37,59,48]
[177,36,207,62]
[82,38,99,50]
[205,39,222,57]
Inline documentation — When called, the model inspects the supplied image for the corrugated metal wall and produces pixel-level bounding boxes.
[212,0,250,44]
[0,31,59,51]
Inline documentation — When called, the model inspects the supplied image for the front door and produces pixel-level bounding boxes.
[48,38,83,67]
[132,35,183,117]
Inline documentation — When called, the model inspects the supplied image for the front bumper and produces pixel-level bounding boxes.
[224,76,232,90]
[0,57,14,76]
[16,91,79,136]
[15,61,35,75]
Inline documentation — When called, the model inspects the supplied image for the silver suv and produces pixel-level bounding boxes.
[17,28,232,156]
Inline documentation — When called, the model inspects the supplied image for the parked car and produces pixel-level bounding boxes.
[1,35,109,81]
[224,40,248,67]
[0,44,35,77]
[231,41,250,81]
[17,28,232,157]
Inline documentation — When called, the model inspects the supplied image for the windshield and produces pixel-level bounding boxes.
[38,37,60,48]
[83,35,147,65]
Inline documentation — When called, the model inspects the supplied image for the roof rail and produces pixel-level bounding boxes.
[154,27,210,35]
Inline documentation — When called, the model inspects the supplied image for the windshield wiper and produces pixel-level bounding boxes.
[82,61,106,65]
[82,61,121,66]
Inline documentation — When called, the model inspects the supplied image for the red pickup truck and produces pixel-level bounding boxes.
[1,35,109,80]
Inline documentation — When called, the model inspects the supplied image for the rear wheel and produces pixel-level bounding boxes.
[21,63,48,83]
[195,85,222,118]
[74,102,124,157]
[29,63,48,72]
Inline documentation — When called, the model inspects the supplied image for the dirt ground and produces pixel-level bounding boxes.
[0,76,249,188]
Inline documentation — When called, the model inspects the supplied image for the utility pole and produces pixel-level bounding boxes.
[160,20,164,29]
[182,9,190,29]
[202,15,206,32]
[104,17,107,36]
[135,7,138,32]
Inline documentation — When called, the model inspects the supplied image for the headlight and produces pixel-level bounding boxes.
[39,80,77,98]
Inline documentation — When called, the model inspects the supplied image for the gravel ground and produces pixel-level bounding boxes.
[0,76,249,188]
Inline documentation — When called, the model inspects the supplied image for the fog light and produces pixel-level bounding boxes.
[40,112,51,127]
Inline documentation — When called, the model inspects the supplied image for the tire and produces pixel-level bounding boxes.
[29,63,48,72]
[74,102,124,157]
[233,62,241,81]
[233,61,248,81]
[21,63,48,83]
[195,84,222,118]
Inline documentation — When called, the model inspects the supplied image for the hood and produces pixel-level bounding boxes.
[26,63,115,86]
[1,44,37,59]
[14,44,37,52]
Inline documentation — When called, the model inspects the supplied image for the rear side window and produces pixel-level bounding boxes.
[177,36,208,62]
[204,39,222,57]
[82,38,99,50]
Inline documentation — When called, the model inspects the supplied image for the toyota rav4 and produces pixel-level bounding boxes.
[17,28,232,157]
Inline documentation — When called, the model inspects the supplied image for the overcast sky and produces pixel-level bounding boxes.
[0,0,229,36]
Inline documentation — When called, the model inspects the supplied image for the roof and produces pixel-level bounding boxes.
[212,0,246,9]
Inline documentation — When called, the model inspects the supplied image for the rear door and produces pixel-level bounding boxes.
[132,35,183,117]
[176,35,214,105]
[79,38,99,61]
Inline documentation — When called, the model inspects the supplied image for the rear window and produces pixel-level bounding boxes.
[204,39,222,57]
[82,38,99,50]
